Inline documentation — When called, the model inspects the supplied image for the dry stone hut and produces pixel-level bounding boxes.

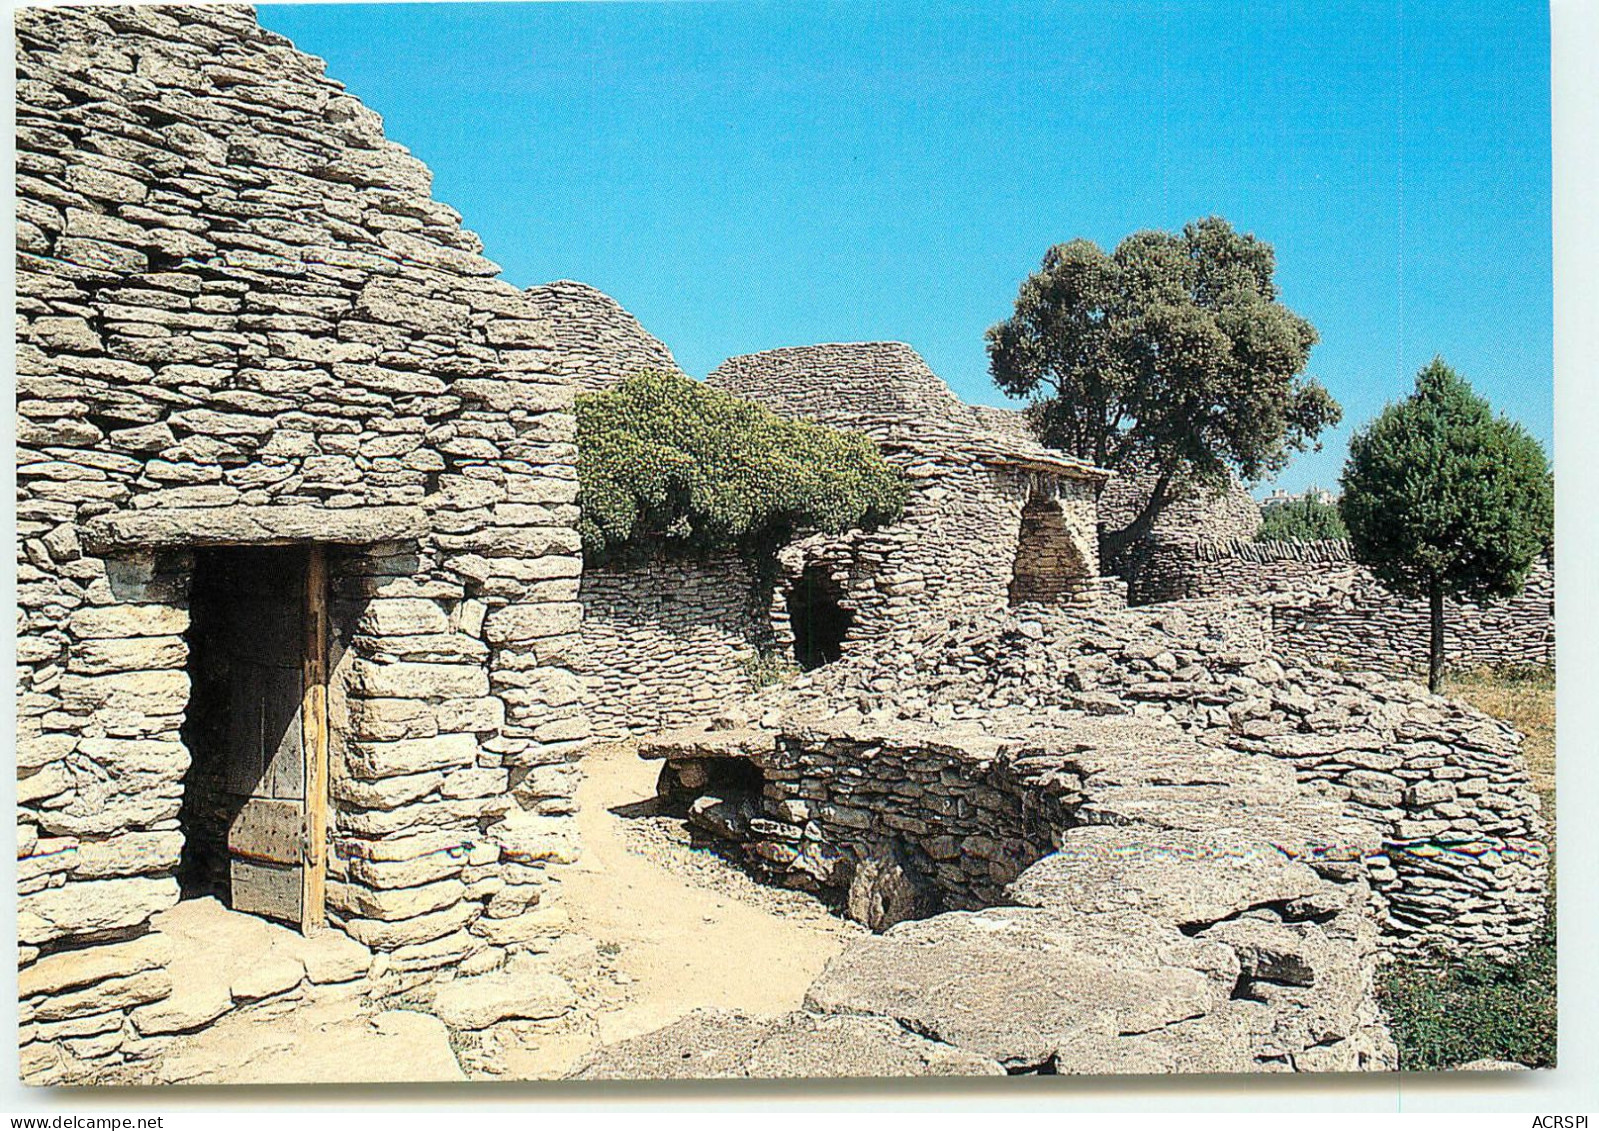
[706,343,1121,667]
[16,3,587,1081]
[12,1,1555,1088]
[520,282,776,739]
[1098,470,1265,605]
[522,279,684,391]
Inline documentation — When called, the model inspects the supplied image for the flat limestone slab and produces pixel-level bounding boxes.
[81,505,428,552]
[803,906,1238,1071]
[568,1008,1005,1080]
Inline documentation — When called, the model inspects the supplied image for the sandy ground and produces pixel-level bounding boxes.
[549,740,862,1046]
[103,740,854,1085]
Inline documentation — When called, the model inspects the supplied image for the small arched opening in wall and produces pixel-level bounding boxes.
[1008,490,1092,606]
[786,562,854,670]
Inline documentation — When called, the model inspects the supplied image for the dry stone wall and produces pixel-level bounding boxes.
[578,553,771,739]
[1187,540,1555,673]
[1098,471,1264,605]
[1098,465,1552,674]
[15,3,586,1083]
[649,725,1060,914]
[521,285,778,739]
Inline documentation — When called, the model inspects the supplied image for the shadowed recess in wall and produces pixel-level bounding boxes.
[178,546,309,924]
[787,563,855,671]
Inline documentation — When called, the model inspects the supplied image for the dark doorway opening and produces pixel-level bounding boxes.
[178,545,317,927]
[788,562,853,670]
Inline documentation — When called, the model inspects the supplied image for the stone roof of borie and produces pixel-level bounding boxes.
[706,342,1108,480]
[524,279,682,391]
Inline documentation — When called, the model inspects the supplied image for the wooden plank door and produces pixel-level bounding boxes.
[211,545,328,933]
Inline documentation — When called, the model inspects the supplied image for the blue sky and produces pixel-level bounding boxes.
[259,0,1552,495]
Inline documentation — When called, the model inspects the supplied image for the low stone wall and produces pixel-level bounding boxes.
[14,5,588,1084]
[578,553,770,739]
[1181,540,1555,673]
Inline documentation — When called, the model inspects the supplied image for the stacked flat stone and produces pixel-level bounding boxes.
[16,4,587,1083]
[1183,539,1555,673]
[522,279,684,392]
[743,600,1547,963]
[708,343,1116,654]
[1098,470,1266,604]
[644,724,1064,911]
[606,716,1393,1075]
[579,552,768,739]
[862,405,1553,674]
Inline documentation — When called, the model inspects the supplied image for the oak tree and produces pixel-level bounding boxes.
[987,216,1339,558]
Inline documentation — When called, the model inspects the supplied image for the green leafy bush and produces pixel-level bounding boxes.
[576,371,908,565]
[1379,908,1557,1070]
[1256,494,1348,542]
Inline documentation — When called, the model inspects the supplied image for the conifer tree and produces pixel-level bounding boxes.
[1340,359,1552,691]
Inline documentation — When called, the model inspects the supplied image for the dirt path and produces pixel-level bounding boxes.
[119,742,853,1085]
[549,740,861,1046]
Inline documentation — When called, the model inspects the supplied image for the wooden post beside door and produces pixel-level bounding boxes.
[301,544,330,935]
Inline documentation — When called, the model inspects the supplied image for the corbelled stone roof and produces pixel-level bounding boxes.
[707,342,1108,480]
[524,279,682,391]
